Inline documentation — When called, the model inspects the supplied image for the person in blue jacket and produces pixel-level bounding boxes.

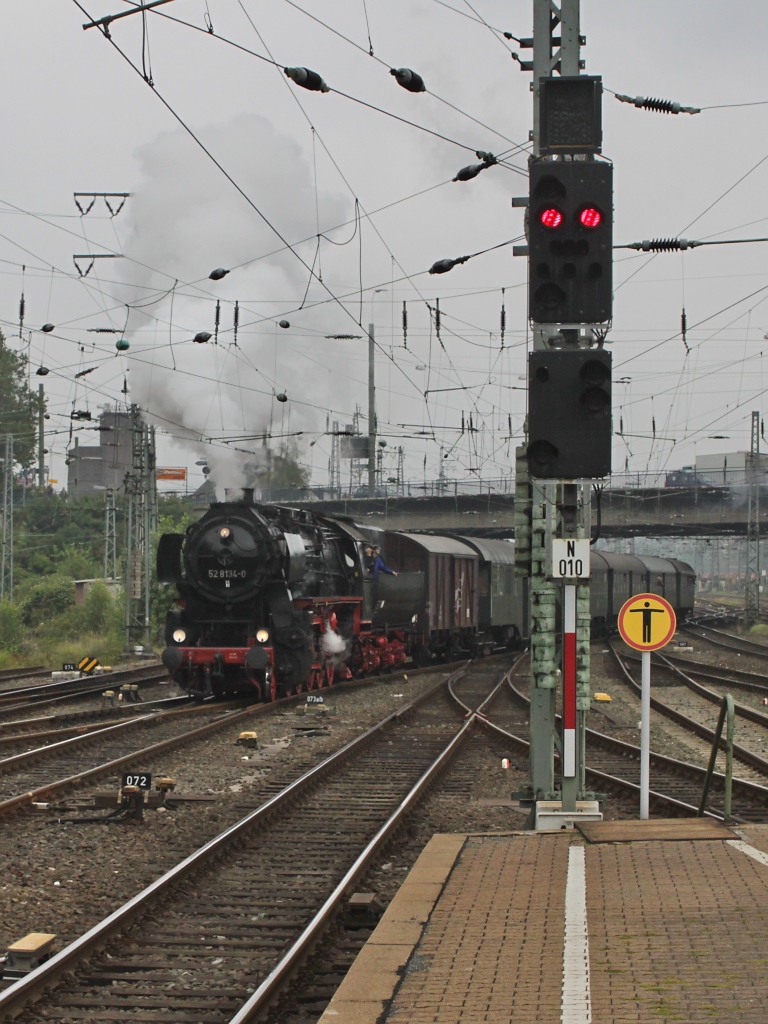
[370,545,398,580]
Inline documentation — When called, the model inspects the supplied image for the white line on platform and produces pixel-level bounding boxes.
[561,844,591,1024]
[728,839,768,868]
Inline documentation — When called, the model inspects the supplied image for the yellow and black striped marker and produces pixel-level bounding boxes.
[78,656,100,674]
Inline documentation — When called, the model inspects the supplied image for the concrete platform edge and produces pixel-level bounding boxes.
[317,833,467,1024]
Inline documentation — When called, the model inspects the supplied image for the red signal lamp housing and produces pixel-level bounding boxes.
[539,207,564,229]
[579,206,602,229]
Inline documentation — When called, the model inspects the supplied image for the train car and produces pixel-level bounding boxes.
[457,537,526,647]
[157,490,696,700]
[667,558,696,620]
[383,533,479,659]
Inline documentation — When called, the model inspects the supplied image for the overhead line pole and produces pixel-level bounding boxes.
[522,0,601,821]
[368,323,376,498]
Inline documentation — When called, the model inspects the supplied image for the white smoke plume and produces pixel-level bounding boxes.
[115,112,362,489]
[322,626,347,658]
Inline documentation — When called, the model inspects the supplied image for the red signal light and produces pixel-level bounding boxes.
[539,207,564,229]
[579,206,602,229]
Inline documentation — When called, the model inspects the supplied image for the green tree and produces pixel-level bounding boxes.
[0,336,43,468]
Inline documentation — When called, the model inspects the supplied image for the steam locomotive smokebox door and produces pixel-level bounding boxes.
[370,572,425,629]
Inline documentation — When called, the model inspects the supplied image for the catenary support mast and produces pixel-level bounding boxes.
[525,0,595,815]
[745,410,761,625]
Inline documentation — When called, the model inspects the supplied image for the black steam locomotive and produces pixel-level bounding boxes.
[158,489,696,700]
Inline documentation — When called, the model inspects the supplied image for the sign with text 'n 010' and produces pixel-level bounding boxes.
[549,538,590,579]
[618,594,677,652]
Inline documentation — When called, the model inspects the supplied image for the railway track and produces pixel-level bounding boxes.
[0,659,511,1023]
[0,694,192,750]
[494,656,768,822]
[0,666,48,686]
[0,664,166,714]
[685,622,768,659]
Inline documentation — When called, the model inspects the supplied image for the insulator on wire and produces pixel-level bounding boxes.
[402,301,408,348]
[214,300,221,344]
[614,93,700,115]
[429,255,470,275]
[453,162,485,182]
[461,412,465,435]
[628,238,692,252]
[390,67,425,93]
[194,332,211,344]
[500,289,506,348]
[209,267,229,281]
[435,298,441,342]
[284,67,330,92]
[619,415,623,434]
[652,417,657,436]
[41,323,55,333]
[453,151,497,183]
[233,301,239,346]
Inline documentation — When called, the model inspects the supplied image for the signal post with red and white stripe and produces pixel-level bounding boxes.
[562,584,578,779]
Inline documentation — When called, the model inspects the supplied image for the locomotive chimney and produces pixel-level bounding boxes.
[242,487,255,504]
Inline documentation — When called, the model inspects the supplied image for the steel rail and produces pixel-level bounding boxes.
[684,623,768,658]
[502,670,768,811]
[653,652,768,693]
[0,664,164,706]
[0,696,198,747]
[610,643,768,776]
[228,669,488,1023]
[0,666,468,1018]
[654,651,768,728]
[0,665,47,683]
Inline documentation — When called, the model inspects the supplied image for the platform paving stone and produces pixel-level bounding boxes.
[318,828,768,1024]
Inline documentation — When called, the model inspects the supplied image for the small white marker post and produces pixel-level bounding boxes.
[640,650,651,819]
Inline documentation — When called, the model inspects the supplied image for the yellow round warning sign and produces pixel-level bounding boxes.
[617,593,677,652]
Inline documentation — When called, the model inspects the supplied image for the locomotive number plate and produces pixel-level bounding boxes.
[207,569,247,579]
[122,772,152,790]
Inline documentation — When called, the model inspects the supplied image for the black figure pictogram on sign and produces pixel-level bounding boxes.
[629,601,665,644]
[617,593,677,652]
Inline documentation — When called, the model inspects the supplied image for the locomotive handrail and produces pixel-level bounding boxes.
[0,667,463,1017]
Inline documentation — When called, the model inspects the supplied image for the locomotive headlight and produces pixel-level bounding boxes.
[172,628,187,644]
[220,527,232,540]
[256,628,270,644]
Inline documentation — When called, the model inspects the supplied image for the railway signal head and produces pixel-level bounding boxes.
[527,348,612,479]
[528,160,613,324]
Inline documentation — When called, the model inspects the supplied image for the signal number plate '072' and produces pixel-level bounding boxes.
[122,772,152,790]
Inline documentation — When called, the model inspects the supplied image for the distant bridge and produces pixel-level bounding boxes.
[281,487,765,538]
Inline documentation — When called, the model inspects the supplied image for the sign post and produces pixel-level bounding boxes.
[550,539,590,810]
[617,593,677,819]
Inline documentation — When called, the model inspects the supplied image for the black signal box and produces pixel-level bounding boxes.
[527,348,612,479]
[528,160,613,324]
[539,76,603,154]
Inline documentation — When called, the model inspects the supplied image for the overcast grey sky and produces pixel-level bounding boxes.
[2,1,768,493]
